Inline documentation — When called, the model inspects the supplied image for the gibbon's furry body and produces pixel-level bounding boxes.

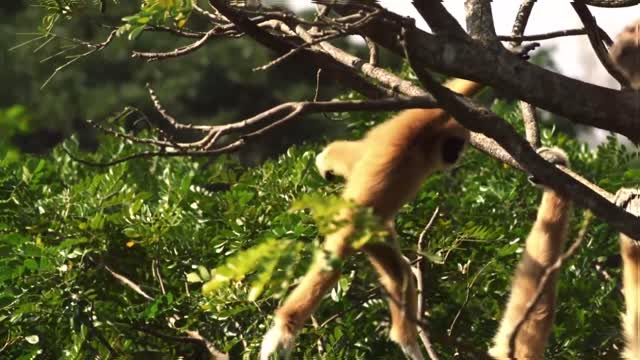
[260,78,482,360]
[611,19,640,360]
[488,147,572,360]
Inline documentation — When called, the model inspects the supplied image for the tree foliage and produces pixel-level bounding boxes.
[1,98,639,358]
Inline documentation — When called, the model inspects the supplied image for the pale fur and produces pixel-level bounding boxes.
[489,148,572,359]
[260,78,481,360]
[611,19,640,360]
[620,234,640,360]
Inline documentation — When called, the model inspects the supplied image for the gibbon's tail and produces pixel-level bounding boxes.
[442,78,483,98]
[621,234,640,360]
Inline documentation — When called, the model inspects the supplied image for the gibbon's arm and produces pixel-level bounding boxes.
[611,19,640,360]
[262,91,471,360]
[316,78,482,181]
[489,147,572,360]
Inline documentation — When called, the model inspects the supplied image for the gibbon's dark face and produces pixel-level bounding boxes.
[322,170,339,182]
[441,136,466,164]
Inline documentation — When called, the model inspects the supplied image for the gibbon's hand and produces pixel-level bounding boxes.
[527,146,570,186]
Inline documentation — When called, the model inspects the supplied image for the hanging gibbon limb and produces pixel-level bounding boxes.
[610,19,640,359]
[488,147,573,360]
[261,78,481,360]
[615,189,640,360]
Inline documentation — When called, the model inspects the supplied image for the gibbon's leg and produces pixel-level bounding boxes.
[363,241,423,360]
[260,223,354,359]
[616,190,640,360]
[489,147,572,360]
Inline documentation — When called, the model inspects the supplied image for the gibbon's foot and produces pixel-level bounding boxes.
[528,146,569,186]
[398,340,425,360]
[615,188,640,211]
[260,320,295,360]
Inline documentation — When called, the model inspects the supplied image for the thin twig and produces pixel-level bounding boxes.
[133,325,229,360]
[152,259,167,295]
[447,260,493,336]
[414,207,440,360]
[104,265,154,301]
[498,28,588,42]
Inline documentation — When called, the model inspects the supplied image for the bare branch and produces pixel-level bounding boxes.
[414,207,440,360]
[508,3,540,149]
[571,2,632,88]
[582,0,640,7]
[404,55,640,238]
[520,102,540,148]
[333,5,640,142]
[509,0,536,47]
[132,28,221,61]
[104,265,154,301]
[133,325,229,360]
[464,0,500,48]
[498,28,588,42]
[411,0,467,38]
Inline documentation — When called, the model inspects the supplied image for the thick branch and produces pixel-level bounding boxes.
[412,66,640,239]
[411,0,467,38]
[464,0,500,49]
[571,2,632,88]
[334,7,640,143]
[583,0,640,7]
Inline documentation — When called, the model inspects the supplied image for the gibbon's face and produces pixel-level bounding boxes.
[611,20,640,88]
[427,119,470,171]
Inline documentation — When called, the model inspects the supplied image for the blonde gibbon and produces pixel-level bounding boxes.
[610,18,640,360]
[488,147,572,360]
[260,78,482,360]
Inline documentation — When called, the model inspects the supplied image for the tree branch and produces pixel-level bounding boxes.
[404,53,640,238]
[334,5,640,142]
[571,2,632,88]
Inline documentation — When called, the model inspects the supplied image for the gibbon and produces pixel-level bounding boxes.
[610,18,640,360]
[488,147,572,360]
[260,78,482,360]
[610,19,640,89]
[618,194,640,360]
